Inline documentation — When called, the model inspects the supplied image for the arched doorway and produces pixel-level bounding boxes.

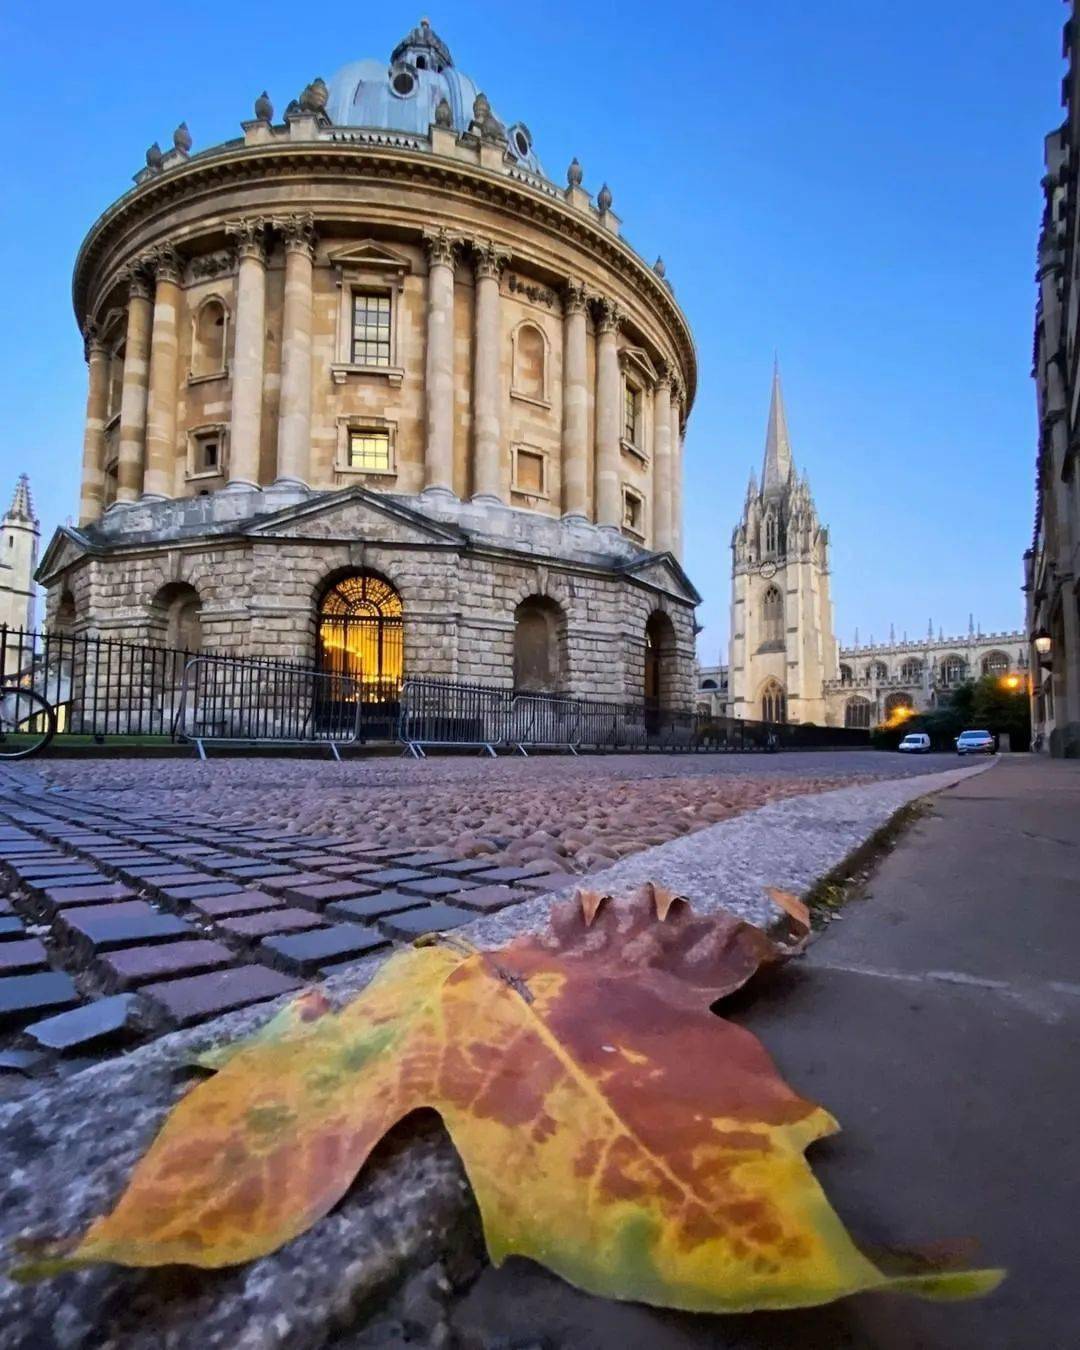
[644,611,675,729]
[513,595,566,693]
[317,572,403,691]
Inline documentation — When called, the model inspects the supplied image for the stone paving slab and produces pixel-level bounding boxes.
[285,879,381,909]
[398,875,481,899]
[24,995,140,1053]
[362,867,428,887]
[217,908,326,944]
[260,923,388,975]
[189,891,284,919]
[140,966,304,1027]
[61,911,193,962]
[156,881,245,902]
[0,939,48,975]
[0,971,80,1025]
[379,903,478,939]
[451,884,531,913]
[42,882,135,908]
[326,893,429,923]
[0,917,27,940]
[96,939,236,993]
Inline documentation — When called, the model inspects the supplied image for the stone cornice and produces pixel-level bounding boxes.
[72,139,697,408]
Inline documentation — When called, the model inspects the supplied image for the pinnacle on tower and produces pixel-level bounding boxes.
[761,358,795,492]
[5,474,36,525]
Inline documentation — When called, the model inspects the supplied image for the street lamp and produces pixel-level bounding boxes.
[1033,628,1052,664]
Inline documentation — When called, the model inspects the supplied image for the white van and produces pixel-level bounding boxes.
[897,732,931,754]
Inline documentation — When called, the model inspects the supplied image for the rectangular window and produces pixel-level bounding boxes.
[623,384,640,445]
[191,433,223,476]
[348,429,391,472]
[622,487,644,535]
[351,291,392,367]
[513,448,546,496]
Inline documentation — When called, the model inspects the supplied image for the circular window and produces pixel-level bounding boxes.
[391,69,416,97]
[510,123,532,159]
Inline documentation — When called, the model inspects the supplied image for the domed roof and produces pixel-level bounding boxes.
[326,19,544,177]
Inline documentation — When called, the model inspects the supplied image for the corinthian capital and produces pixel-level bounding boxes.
[470,237,509,281]
[655,356,673,390]
[82,322,107,362]
[423,226,460,269]
[149,243,183,285]
[277,213,317,258]
[226,216,269,263]
[592,295,622,335]
[123,259,154,301]
[562,279,588,316]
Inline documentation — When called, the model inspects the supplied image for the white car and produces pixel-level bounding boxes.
[897,732,931,753]
[956,729,995,755]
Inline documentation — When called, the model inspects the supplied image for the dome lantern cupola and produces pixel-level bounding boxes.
[390,17,453,73]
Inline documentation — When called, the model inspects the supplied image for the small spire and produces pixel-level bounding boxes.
[927,617,933,639]
[6,474,36,524]
[762,358,794,491]
[854,626,860,647]
[889,622,896,643]
[968,612,975,636]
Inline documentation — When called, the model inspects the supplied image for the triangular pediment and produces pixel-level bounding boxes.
[35,526,91,585]
[247,486,466,548]
[620,551,701,606]
[619,345,659,384]
[327,240,413,275]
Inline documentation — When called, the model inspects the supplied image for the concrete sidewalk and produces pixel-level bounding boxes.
[454,757,1080,1349]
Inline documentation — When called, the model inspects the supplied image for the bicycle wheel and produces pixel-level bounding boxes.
[0,686,57,760]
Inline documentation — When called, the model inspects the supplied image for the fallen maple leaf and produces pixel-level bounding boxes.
[13,886,1003,1312]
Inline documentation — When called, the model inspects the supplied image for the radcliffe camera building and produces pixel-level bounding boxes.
[36,21,699,709]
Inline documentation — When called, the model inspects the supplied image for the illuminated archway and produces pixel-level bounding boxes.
[317,572,403,690]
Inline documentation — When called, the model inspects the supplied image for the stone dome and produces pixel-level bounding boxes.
[325,18,544,176]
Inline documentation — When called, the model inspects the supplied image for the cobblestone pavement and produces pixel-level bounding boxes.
[0,751,949,1087]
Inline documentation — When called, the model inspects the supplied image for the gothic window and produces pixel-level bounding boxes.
[764,514,777,555]
[845,696,872,729]
[761,585,784,645]
[760,679,786,724]
[942,654,966,685]
[839,663,853,685]
[981,650,1009,677]
[900,658,923,683]
[191,298,227,377]
[348,430,392,472]
[866,660,888,681]
[351,291,392,366]
[512,323,547,402]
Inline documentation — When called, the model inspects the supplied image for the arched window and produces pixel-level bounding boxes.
[761,679,786,724]
[149,581,203,654]
[700,678,718,691]
[982,650,1009,677]
[192,298,227,378]
[512,323,546,401]
[839,663,853,685]
[884,691,914,719]
[865,661,888,682]
[941,654,966,685]
[513,595,567,693]
[318,572,403,689]
[761,585,784,646]
[900,658,923,683]
[764,514,777,555]
[845,696,872,729]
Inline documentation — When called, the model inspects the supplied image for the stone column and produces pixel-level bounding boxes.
[593,297,622,529]
[226,218,269,489]
[651,365,673,552]
[115,264,154,503]
[561,280,589,520]
[423,228,458,494]
[78,326,109,524]
[670,378,685,560]
[275,214,316,486]
[470,239,508,502]
[143,245,183,500]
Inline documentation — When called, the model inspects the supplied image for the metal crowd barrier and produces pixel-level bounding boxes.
[507,694,582,756]
[175,656,364,759]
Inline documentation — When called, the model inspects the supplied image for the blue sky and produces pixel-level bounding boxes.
[0,1,1062,658]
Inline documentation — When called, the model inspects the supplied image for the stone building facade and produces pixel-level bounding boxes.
[697,373,1026,727]
[1027,0,1080,757]
[0,476,39,637]
[38,21,699,709]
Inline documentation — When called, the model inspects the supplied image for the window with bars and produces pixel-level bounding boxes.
[623,383,640,445]
[351,291,392,366]
[348,429,391,472]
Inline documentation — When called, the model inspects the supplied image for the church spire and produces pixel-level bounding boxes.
[4,474,35,525]
[761,358,794,492]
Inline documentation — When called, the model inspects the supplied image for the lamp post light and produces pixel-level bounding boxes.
[1033,628,1053,666]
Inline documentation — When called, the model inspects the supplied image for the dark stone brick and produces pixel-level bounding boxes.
[399,876,480,899]
[517,871,577,893]
[260,923,387,976]
[319,862,384,878]
[284,879,381,910]
[379,904,476,939]
[24,873,104,893]
[396,849,461,868]
[141,966,303,1027]
[325,892,429,922]
[0,917,26,941]
[141,870,220,888]
[260,871,338,893]
[451,885,531,913]
[96,939,235,992]
[0,939,48,975]
[336,843,394,858]
[25,994,139,1053]
[362,868,428,887]
[432,858,498,876]
[222,862,296,879]
[54,900,153,934]
[157,881,245,902]
[464,865,537,884]
[7,858,77,876]
[0,843,52,857]
[0,971,80,1026]
[189,891,284,919]
[42,882,135,908]
[0,1047,47,1075]
[0,898,11,915]
[62,910,193,960]
[217,908,326,944]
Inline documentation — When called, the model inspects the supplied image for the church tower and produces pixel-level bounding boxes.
[729,366,838,724]
[0,475,40,634]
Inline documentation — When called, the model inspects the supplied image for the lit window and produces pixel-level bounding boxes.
[351,292,392,367]
[348,430,391,472]
[623,384,640,445]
